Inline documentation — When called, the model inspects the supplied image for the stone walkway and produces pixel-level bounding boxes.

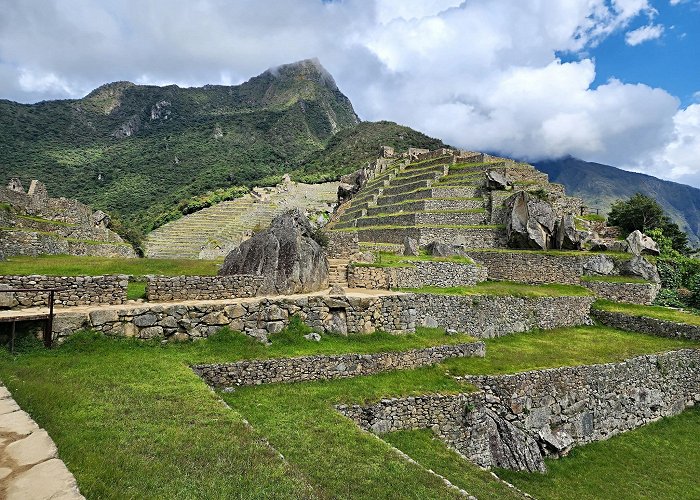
[0,385,84,499]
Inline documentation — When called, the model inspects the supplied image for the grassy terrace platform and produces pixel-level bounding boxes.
[1,325,695,498]
[0,254,221,276]
[593,300,700,326]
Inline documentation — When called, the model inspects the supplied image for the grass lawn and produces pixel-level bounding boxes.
[0,254,221,276]
[593,299,700,326]
[402,281,592,298]
[0,325,696,498]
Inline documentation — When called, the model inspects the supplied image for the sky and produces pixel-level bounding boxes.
[1,0,699,186]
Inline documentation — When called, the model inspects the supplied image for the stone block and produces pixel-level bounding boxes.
[89,309,119,326]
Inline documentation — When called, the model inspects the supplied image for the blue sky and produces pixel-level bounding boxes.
[0,0,699,186]
[585,1,700,106]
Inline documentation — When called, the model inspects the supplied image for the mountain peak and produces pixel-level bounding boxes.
[264,58,339,91]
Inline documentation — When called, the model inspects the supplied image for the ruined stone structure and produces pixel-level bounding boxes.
[145,275,264,301]
[0,275,128,309]
[0,179,135,258]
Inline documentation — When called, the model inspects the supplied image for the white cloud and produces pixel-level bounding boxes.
[625,23,665,45]
[0,0,697,186]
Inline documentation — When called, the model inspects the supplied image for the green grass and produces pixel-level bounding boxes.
[580,275,650,284]
[593,299,700,326]
[402,281,592,298]
[0,326,694,499]
[127,281,147,300]
[0,254,221,276]
[384,430,525,499]
[16,214,76,226]
[498,407,700,500]
[352,251,476,268]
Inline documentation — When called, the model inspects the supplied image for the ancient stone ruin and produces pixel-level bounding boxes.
[0,178,135,258]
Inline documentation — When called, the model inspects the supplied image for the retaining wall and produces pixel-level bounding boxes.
[414,293,594,338]
[338,349,700,472]
[581,280,660,305]
[348,261,487,289]
[0,275,128,308]
[194,341,485,387]
[592,309,700,341]
[326,231,360,259]
[145,275,263,301]
[468,251,583,284]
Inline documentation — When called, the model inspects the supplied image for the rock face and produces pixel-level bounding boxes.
[626,230,660,256]
[482,409,546,473]
[403,237,419,256]
[219,208,329,295]
[505,192,556,250]
[620,256,661,283]
[425,241,465,257]
[555,214,583,250]
[486,170,512,190]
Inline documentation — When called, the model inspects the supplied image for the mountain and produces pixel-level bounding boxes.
[535,157,700,245]
[1,59,432,233]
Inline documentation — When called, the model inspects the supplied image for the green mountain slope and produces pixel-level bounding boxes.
[536,157,700,245]
[0,58,446,234]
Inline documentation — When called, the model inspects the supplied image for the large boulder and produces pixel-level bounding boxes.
[555,214,584,250]
[403,237,419,256]
[486,170,512,190]
[505,192,556,250]
[620,256,661,283]
[483,409,546,473]
[626,230,660,256]
[219,208,329,294]
[425,241,466,258]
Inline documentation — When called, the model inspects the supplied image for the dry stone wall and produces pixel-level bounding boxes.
[592,310,700,341]
[326,230,360,259]
[338,349,700,472]
[348,261,487,289]
[467,251,583,284]
[415,294,594,338]
[581,280,660,305]
[194,341,485,387]
[145,275,264,301]
[466,349,700,452]
[0,231,135,259]
[0,275,127,308]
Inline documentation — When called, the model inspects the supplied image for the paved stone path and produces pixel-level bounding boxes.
[0,385,84,499]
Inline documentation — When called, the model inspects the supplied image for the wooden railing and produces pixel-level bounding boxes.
[0,288,66,351]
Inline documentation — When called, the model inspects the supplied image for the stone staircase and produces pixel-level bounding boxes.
[329,151,572,249]
[328,259,350,285]
[144,181,338,259]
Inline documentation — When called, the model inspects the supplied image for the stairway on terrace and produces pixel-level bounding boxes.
[330,151,569,249]
[144,181,338,259]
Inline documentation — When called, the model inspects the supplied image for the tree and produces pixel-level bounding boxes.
[608,193,688,253]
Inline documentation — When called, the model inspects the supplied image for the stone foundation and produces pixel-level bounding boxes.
[194,341,485,387]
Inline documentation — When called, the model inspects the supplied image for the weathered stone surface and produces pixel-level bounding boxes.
[486,170,512,190]
[134,313,158,327]
[5,429,57,467]
[219,208,329,295]
[583,255,615,275]
[89,309,119,326]
[304,332,322,342]
[626,230,660,256]
[555,214,583,250]
[6,458,85,500]
[0,283,18,308]
[505,192,556,250]
[483,409,546,472]
[0,398,20,415]
[0,275,127,310]
[425,241,463,257]
[329,284,345,297]
[0,410,40,437]
[620,256,661,283]
[403,236,419,256]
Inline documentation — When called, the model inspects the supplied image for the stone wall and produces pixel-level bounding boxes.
[582,280,660,305]
[338,349,700,472]
[468,251,583,284]
[467,348,700,452]
[194,341,485,387]
[326,230,360,259]
[414,294,594,338]
[348,261,487,289]
[592,310,700,341]
[145,275,264,301]
[0,275,128,308]
[51,293,418,342]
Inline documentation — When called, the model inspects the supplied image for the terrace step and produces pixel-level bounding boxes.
[328,258,350,285]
